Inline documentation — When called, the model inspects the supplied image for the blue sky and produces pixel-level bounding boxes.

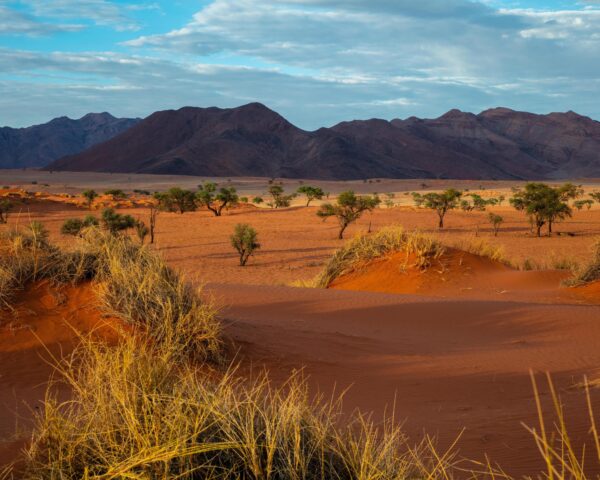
[1,0,599,129]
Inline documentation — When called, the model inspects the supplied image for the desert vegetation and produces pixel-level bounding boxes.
[0,200,12,224]
[315,227,444,287]
[412,189,462,228]
[297,185,324,206]
[230,223,260,266]
[267,185,295,208]
[317,191,380,239]
[196,181,239,216]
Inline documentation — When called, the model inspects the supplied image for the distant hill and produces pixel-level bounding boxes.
[47,103,600,180]
[0,113,140,169]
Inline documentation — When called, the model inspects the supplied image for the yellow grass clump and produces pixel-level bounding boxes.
[0,221,97,307]
[315,227,444,288]
[23,337,454,479]
[565,239,600,286]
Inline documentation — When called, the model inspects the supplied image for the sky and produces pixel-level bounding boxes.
[1,0,599,130]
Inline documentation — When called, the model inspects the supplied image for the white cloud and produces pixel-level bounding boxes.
[7,0,154,31]
[0,5,82,35]
[1,0,600,127]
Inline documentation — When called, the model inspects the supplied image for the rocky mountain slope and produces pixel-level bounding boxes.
[47,103,600,180]
[0,113,140,169]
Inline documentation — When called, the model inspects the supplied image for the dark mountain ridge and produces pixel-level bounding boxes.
[0,113,140,168]
[47,103,600,180]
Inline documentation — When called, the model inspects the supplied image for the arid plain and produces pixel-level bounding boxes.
[2,170,600,476]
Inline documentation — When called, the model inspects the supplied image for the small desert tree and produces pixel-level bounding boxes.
[510,183,571,237]
[267,185,295,208]
[154,188,197,214]
[135,219,149,245]
[590,192,600,204]
[82,189,98,209]
[61,215,99,236]
[0,200,12,224]
[488,213,503,236]
[297,185,324,206]
[101,208,135,235]
[230,223,260,266]
[414,189,462,228]
[317,191,380,239]
[196,182,238,216]
[252,196,264,205]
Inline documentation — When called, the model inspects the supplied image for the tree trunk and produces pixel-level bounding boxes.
[338,222,348,239]
[438,215,444,229]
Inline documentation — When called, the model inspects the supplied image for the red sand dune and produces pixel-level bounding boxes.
[0,281,124,465]
[210,273,600,476]
[328,249,577,304]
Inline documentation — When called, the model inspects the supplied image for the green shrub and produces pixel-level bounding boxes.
[61,215,99,236]
[230,224,260,266]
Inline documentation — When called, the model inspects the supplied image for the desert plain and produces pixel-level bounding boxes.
[2,170,600,476]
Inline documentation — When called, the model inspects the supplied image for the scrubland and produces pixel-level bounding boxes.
[2,174,600,477]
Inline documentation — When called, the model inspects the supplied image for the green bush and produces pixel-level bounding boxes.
[230,224,260,266]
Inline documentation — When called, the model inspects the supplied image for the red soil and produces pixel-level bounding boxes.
[0,281,125,466]
[329,249,576,303]
[214,282,600,477]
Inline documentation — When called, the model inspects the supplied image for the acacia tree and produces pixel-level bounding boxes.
[154,188,197,214]
[0,200,12,224]
[488,213,503,237]
[230,223,260,266]
[510,183,572,237]
[413,189,462,228]
[297,185,324,206]
[267,185,295,208]
[196,182,238,216]
[317,191,380,239]
[82,189,98,209]
[590,192,600,204]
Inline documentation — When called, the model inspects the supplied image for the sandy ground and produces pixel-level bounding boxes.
[2,172,600,475]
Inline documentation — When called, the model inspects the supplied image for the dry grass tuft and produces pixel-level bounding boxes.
[449,238,510,266]
[0,224,222,362]
[0,222,97,307]
[315,227,444,288]
[565,239,600,286]
[82,228,222,362]
[23,337,454,480]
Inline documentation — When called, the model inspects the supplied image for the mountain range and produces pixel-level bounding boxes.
[4,103,600,180]
[0,113,140,169]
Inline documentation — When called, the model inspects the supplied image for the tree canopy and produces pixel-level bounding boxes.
[196,182,239,216]
[317,191,380,239]
[510,182,572,237]
[297,185,324,206]
[413,189,462,228]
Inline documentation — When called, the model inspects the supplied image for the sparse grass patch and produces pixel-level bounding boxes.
[0,222,98,307]
[564,239,600,286]
[450,238,510,266]
[315,227,444,288]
